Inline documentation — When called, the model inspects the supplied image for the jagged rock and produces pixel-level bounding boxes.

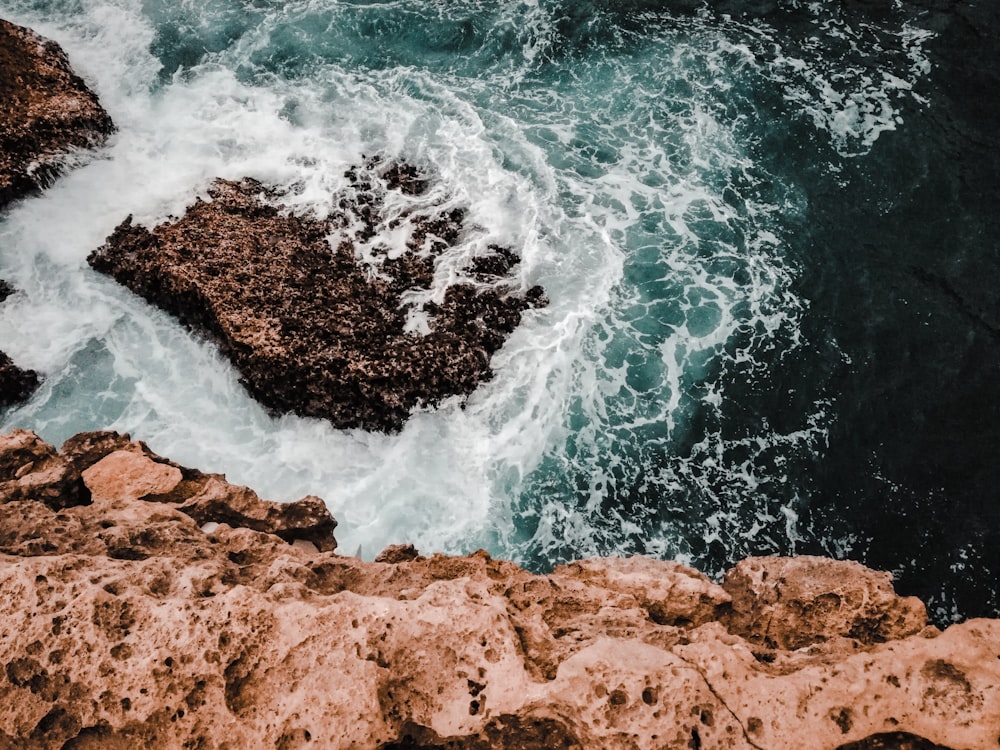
[0,18,115,209]
[0,430,337,552]
[1,432,998,749]
[0,429,87,509]
[721,556,928,650]
[0,351,39,407]
[88,161,546,432]
[0,281,40,407]
[836,733,953,750]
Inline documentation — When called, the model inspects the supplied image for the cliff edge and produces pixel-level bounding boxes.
[1,430,997,749]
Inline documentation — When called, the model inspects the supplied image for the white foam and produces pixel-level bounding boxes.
[0,0,929,568]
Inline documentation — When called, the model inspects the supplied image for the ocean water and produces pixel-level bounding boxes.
[2,0,997,623]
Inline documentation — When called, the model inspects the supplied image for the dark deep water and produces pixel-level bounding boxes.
[750,0,1000,622]
[1,0,998,624]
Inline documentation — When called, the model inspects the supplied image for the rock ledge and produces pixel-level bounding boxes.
[2,431,998,749]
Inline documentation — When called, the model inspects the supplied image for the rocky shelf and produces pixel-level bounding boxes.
[1,429,997,749]
[89,163,546,432]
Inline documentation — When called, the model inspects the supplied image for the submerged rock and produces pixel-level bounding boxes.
[0,282,40,407]
[0,18,115,209]
[89,162,546,431]
[1,431,998,749]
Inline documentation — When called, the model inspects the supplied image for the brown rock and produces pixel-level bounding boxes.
[87,160,546,432]
[721,556,927,649]
[0,429,87,509]
[176,480,337,552]
[0,18,115,208]
[82,450,183,504]
[375,544,423,564]
[1,431,998,749]
[1,430,337,552]
[836,733,953,750]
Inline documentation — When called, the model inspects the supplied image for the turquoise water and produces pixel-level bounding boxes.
[2,0,997,623]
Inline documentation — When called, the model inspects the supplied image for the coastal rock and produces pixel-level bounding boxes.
[0,281,40,407]
[721,556,928,650]
[1,431,998,749]
[1,430,337,553]
[0,18,114,209]
[0,352,39,407]
[88,162,546,432]
[0,429,86,509]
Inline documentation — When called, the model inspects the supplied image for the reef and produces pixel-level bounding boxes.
[88,164,546,432]
[0,17,115,209]
[1,430,997,749]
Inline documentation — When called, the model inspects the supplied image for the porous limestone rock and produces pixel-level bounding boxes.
[88,160,546,432]
[721,556,928,649]
[0,18,115,208]
[1,432,998,750]
[0,429,86,509]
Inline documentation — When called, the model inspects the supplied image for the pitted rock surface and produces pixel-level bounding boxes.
[0,18,114,208]
[1,431,999,749]
[88,161,546,431]
[721,556,928,650]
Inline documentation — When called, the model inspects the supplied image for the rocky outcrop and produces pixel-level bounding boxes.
[0,18,114,209]
[1,432,998,749]
[0,281,40,407]
[0,429,337,552]
[88,161,546,431]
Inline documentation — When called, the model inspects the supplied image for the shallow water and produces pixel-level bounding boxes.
[2,0,997,623]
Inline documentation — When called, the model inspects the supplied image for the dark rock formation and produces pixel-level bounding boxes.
[0,281,40,407]
[0,18,114,209]
[88,160,546,431]
[1,430,998,749]
[0,352,39,408]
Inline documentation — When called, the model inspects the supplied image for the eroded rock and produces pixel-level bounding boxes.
[721,556,928,649]
[0,18,114,208]
[88,162,546,432]
[1,431,997,749]
[0,429,86,509]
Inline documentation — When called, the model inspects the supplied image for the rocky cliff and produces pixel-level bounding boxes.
[1,430,997,750]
